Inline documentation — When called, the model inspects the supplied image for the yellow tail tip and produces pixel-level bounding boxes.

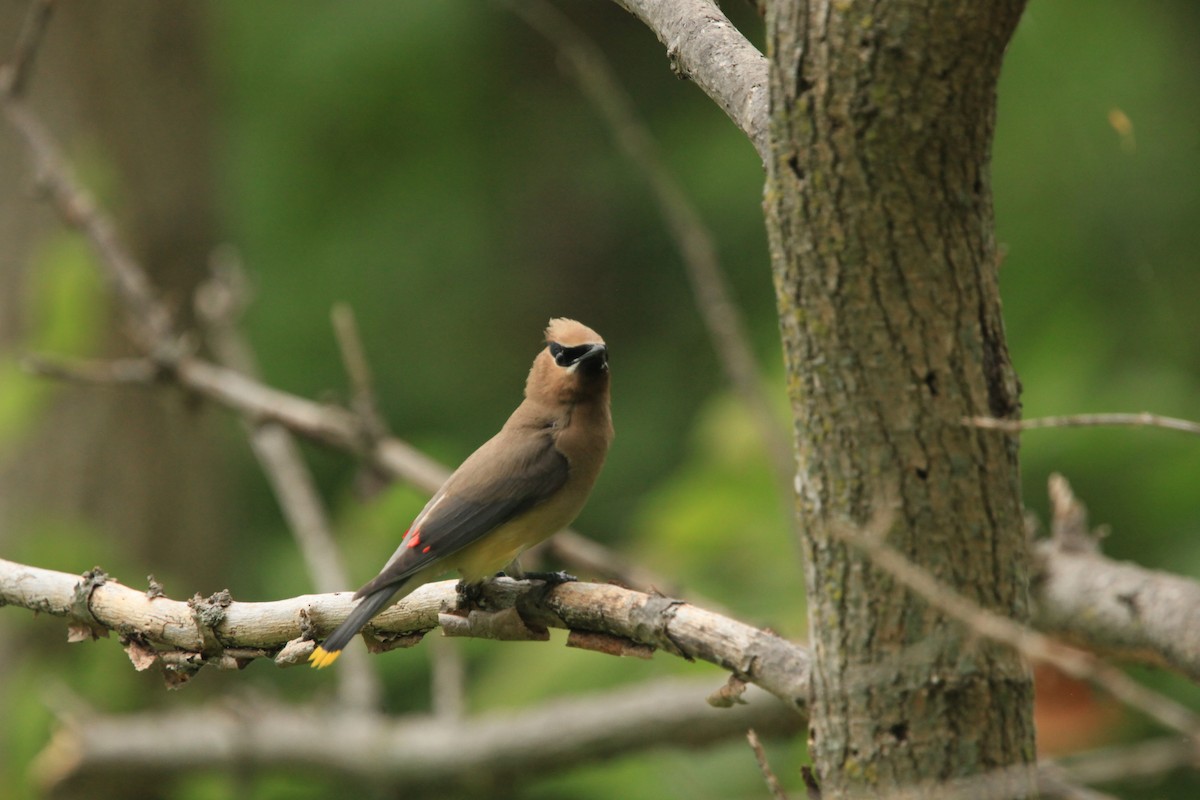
[308,645,342,669]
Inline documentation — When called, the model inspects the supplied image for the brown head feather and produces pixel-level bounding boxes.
[523,318,610,406]
[545,318,605,347]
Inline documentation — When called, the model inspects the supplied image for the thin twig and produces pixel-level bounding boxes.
[966,412,1200,437]
[747,728,790,800]
[502,0,797,525]
[836,505,1200,741]
[331,303,389,441]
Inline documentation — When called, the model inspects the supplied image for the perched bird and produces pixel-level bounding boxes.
[309,318,613,668]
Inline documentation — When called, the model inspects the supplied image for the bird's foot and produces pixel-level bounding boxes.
[519,570,578,586]
[456,579,486,609]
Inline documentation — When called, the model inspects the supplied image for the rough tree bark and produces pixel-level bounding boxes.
[764,1,1035,796]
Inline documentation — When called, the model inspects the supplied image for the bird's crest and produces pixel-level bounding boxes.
[546,318,604,347]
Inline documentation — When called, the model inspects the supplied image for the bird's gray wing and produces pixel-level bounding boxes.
[353,428,567,599]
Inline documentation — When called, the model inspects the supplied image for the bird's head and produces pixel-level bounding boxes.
[527,317,609,405]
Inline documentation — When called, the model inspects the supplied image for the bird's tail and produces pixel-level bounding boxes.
[308,584,405,669]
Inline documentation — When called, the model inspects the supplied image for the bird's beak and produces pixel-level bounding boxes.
[578,343,608,371]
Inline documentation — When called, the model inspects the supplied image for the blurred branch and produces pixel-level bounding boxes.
[0,558,811,708]
[1032,474,1200,684]
[506,0,796,525]
[2,64,174,356]
[32,679,802,796]
[837,502,1200,742]
[21,353,159,385]
[965,412,1200,437]
[746,728,790,800]
[607,0,769,161]
[1053,735,1200,788]
[331,303,390,442]
[0,0,52,98]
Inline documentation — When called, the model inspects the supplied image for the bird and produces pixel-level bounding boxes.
[309,317,613,668]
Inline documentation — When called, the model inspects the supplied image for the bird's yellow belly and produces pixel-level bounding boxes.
[449,494,584,582]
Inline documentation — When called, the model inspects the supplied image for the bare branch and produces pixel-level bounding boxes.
[20,353,159,385]
[1033,541,1200,683]
[0,558,811,709]
[506,0,796,519]
[32,679,801,795]
[965,412,1200,437]
[1030,474,1200,683]
[1,99,175,353]
[609,0,769,160]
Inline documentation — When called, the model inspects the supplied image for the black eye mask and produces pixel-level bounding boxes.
[548,341,607,370]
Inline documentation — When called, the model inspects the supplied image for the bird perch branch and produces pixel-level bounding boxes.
[0,558,812,708]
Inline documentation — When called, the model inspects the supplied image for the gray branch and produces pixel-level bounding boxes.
[610,0,769,161]
[1033,541,1200,684]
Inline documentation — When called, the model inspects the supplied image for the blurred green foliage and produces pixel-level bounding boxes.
[3,1,1199,798]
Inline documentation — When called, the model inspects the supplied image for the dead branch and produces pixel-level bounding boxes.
[966,412,1200,437]
[0,557,811,708]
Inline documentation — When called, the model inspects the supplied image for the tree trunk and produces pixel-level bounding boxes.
[763,2,1035,796]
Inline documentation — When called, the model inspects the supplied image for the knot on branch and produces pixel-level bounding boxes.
[439,606,549,642]
[188,589,232,657]
[69,567,110,642]
[632,595,693,661]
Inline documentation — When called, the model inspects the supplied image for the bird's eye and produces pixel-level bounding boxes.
[550,343,594,366]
